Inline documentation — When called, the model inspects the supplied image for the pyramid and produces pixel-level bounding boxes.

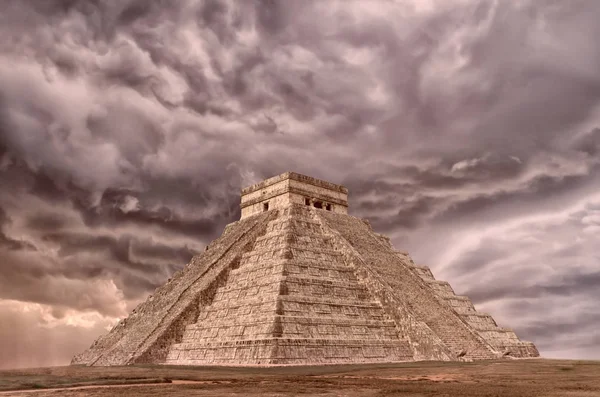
[72,172,539,366]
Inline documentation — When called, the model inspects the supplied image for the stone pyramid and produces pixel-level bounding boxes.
[72,172,539,366]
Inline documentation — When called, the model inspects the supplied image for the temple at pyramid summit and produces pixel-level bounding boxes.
[72,172,539,366]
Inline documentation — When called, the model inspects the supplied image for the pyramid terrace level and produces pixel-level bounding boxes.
[240,172,348,219]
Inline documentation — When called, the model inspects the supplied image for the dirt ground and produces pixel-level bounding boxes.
[1,359,599,396]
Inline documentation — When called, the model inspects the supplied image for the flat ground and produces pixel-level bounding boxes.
[0,359,599,396]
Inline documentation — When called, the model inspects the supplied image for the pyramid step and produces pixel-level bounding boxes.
[174,337,408,348]
[283,259,354,273]
[267,216,322,227]
[180,315,401,344]
[410,265,435,280]
[215,274,283,294]
[477,328,519,339]
[279,294,381,308]
[254,229,334,244]
[460,313,499,330]
[282,295,390,319]
[213,283,282,303]
[238,246,345,264]
[210,296,387,321]
[277,315,399,333]
[461,312,494,317]
[425,279,456,296]
[166,337,413,365]
[195,313,395,331]
[240,249,289,263]
[203,296,279,312]
[188,315,399,333]
[252,237,335,251]
[284,275,369,289]
[283,276,372,300]
[449,306,477,315]
[395,251,414,264]
[288,245,344,259]
[229,260,355,281]
[187,314,277,331]
[285,268,356,281]
[232,259,288,274]
[183,318,277,342]
[209,293,385,312]
[444,295,470,301]
[200,295,388,323]
[231,258,353,274]
[214,273,374,302]
[172,337,409,354]
[443,296,477,314]
[426,279,453,286]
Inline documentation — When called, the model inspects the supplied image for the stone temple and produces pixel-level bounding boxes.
[72,172,539,366]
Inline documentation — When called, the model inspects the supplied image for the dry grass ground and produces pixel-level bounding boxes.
[0,359,599,396]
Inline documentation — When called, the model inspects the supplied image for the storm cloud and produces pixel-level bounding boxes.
[0,0,599,368]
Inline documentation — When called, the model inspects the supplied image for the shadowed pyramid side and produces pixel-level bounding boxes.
[71,211,275,366]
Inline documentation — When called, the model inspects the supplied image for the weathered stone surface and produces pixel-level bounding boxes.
[72,172,538,366]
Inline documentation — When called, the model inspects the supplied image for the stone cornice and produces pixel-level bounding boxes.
[241,172,348,195]
[240,185,349,209]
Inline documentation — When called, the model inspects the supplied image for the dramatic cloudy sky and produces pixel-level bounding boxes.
[1,0,599,369]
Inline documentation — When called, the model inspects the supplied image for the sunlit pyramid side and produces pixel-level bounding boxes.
[72,172,539,366]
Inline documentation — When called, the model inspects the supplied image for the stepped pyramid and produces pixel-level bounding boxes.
[72,172,539,366]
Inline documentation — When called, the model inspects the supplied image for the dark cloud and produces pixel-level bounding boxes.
[25,212,68,232]
[0,252,126,316]
[521,312,600,350]
[0,0,599,367]
[75,187,223,239]
[571,127,600,156]
[464,271,600,304]
[0,206,36,251]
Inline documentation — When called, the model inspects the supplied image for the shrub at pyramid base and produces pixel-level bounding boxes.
[72,172,538,366]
